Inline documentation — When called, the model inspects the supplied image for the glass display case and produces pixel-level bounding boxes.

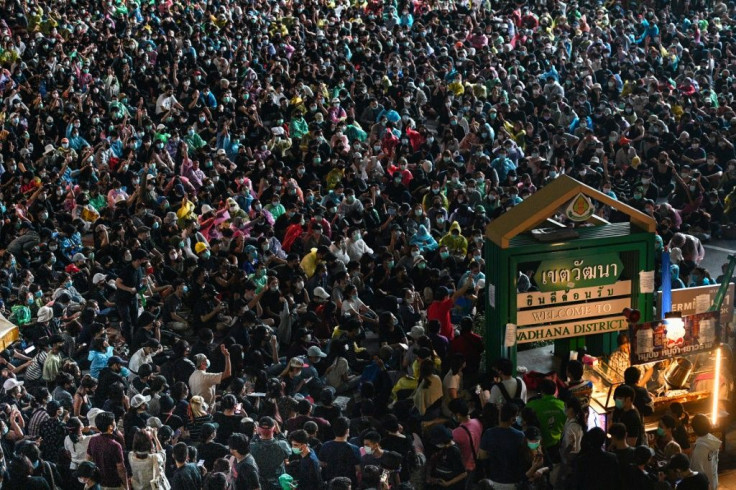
[581,349,730,431]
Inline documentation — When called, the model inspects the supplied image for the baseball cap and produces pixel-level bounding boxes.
[307,346,327,358]
[92,273,108,284]
[131,394,151,408]
[108,356,127,366]
[3,378,23,391]
[313,287,330,300]
[259,416,276,429]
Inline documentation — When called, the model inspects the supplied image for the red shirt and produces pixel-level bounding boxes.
[427,298,455,340]
[87,433,125,487]
[450,332,485,373]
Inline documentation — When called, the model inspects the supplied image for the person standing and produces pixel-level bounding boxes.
[611,385,646,447]
[478,403,524,490]
[86,411,129,490]
[690,414,721,490]
[318,416,361,487]
[228,433,261,490]
[115,249,148,342]
[449,398,483,486]
[251,416,292,490]
[171,442,202,490]
[289,430,323,490]
[188,345,231,406]
[526,379,566,458]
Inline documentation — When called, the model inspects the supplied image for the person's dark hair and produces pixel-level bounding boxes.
[328,476,352,490]
[613,384,635,401]
[172,382,189,400]
[566,360,584,381]
[8,456,32,481]
[76,461,101,482]
[608,422,628,441]
[95,411,115,433]
[617,332,629,347]
[427,319,441,334]
[691,413,711,437]
[539,378,557,396]
[497,358,513,376]
[581,427,607,452]
[362,465,382,488]
[660,414,676,430]
[290,429,308,445]
[499,403,519,423]
[460,316,474,333]
[669,453,691,471]
[669,402,689,424]
[417,359,435,389]
[67,417,83,444]
[332,416,350,438]
[304,421,318,436]
[204,472,227,490]
[624,366,641,385]
[221,394,237,411]
[228,433,251,455]
[449,353,465,375]
[18,442,40,462]
[133,429,153,453]
[565,397,586,430]
[448,398,469,417]
[173,442,189,463]
[363,430,381,444]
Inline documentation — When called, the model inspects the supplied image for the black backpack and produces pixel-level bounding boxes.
[496,377,522,403]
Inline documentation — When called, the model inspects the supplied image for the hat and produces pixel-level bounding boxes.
[107,356,126,366]
[429,424,453,445]
[138,311,156,326]
[92,273,108,284]
[194,242,209,254]
[200,204,214,214]
[590,156,600,164]
[201,422,218,439]
[44,144,55,155]
[158,395,175,413]
[216,148,226,156]
[37,306,54,323]
[409,325,425,339]
[146,417,163,429]
[2,378,22,391]
[289,358,305,368]
[413,255,427,266]
[72,253,86,262]
[131,394,151,408]
[271,127,285,136]
[307,346,327,358]
[259,416,276,429]
[313,287,330,300]
[86,408,103,427]
[164,212,178,224]
[46,400,61,416]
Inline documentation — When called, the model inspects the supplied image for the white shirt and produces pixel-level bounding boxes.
[346,238,374,262]
[65,434,92,469]
[487,376,528,407]
[189,369,223,406]
[129,348,153,378]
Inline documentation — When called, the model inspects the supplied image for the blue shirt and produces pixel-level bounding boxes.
[480,426,524,483]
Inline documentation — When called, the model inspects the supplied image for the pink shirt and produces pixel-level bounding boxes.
[452,418,483,471]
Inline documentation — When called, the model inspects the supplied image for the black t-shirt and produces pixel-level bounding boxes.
[198,441,229,471]
[677,472,710,490]
[116,264,143,301]
[318,440,361,486]
[213,412,244,445]
[612,408,646,447]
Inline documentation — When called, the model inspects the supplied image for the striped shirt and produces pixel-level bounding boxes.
[26,351,48,382]
[28,407,49,437]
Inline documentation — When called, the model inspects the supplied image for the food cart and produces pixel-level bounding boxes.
[582,311,730,431]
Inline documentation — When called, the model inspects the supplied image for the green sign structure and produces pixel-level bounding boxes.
[484,176,657,372]
[533,253,624,292]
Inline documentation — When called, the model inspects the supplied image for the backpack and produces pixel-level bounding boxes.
[496,377,522,403]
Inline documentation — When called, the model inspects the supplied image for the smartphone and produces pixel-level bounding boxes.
[387,208,396,216]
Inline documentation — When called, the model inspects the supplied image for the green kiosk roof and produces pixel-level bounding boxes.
[485,175,657,249]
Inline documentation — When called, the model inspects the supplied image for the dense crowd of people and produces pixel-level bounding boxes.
[0,0,734,486]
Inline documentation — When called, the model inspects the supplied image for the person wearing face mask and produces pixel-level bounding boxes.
[519,426,549,489]
[188,344,231,406]
[37,399,68,465]
[285,328,318,360]
[288,429,323,490]
[611,384,645,447]
[637,170,660,201]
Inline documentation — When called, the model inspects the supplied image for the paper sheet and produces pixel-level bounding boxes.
[505,323,517,347]
[488,284,496,308]
[695,294,711,314]
[639,270,655,293]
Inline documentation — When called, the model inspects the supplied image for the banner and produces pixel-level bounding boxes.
[629,311,720,365]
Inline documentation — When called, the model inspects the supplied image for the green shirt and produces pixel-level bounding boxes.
[526,395,566,448]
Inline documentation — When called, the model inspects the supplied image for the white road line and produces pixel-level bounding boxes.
[705,244,736,254]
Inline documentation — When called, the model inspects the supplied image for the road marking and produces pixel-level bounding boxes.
[705,244,736,254]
